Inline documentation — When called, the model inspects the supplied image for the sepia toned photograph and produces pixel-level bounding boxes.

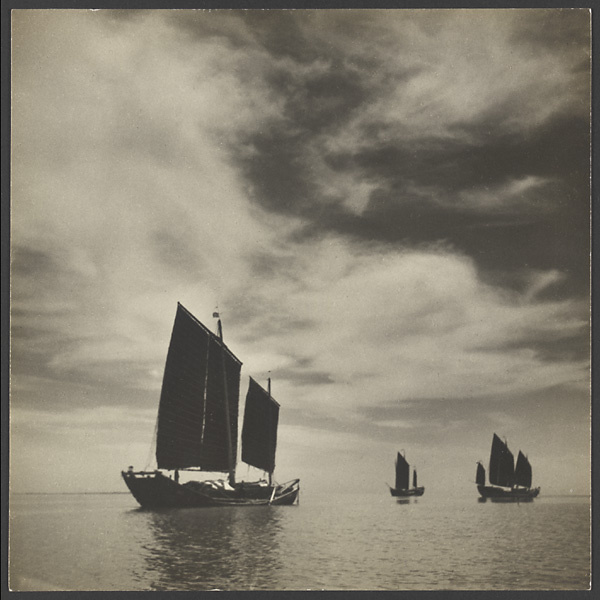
[8,7,591,591]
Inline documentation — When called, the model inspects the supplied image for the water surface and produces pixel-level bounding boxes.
[9,492,590,591]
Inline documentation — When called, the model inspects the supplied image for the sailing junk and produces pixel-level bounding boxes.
[389,451,424,497]
[122,303,300,507]
[476,433,540,502]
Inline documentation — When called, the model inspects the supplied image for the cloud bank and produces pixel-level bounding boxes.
[10,9,590,494]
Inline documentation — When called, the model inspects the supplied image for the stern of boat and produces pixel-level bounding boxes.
[121,470,214,508]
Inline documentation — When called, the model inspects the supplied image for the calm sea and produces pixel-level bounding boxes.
[9,491,590,591]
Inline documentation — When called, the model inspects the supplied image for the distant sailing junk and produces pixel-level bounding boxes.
[476,433,540,502]
[389,451,424,497]
[122,303,299,508]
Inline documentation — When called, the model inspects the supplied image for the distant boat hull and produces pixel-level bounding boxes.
[477,484,540,502]
[123,471,300,508]
[389,486,425,497]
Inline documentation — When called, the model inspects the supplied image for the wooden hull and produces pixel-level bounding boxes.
[389,486,425,497]
[122,471,300,508]
[477,484,540,502]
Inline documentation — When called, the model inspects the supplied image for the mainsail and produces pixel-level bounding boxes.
[156,303,242,472]
[395,452,410,490]
[514,450,532,488]
[241,377,279,473]
[488,433,515,488]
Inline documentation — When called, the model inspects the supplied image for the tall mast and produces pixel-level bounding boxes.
[216,314,236,487]
[268,376,273,486]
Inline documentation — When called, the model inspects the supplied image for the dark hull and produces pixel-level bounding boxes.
[390,486,425,497]
[477,484,540,502]
[122,471,300,508]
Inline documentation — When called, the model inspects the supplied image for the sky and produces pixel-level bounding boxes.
[10,8,591,497]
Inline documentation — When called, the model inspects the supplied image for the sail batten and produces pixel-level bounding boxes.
[241,377,279,473]
[155,303,241,471]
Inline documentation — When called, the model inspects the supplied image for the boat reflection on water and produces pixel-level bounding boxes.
[138,506,285,590]
[395,498,419,505]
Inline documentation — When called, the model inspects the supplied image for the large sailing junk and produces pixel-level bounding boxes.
[476,433,540,502]
[122,303,299,508]
[389,451,424,497]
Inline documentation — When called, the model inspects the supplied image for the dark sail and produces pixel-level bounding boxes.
[476,462,486,486]
[412,469,417,488]
[241,377,279,473]
[395,452,410,490]
[156,303,241,471]
[514,451,532,488]
[489,433,515,488]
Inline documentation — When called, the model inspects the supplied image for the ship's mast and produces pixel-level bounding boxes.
[268,376,273,486]
[216,313,236,487]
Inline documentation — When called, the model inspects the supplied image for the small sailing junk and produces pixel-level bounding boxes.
[476,433,540,502]
[122,303,300,508]
[389,451,424,497]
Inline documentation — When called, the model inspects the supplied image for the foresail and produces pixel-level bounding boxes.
[156,303,241,471]
[476,462,486,486]
[241,377,279,473]
[395,452,410,490]
[489,433,515,488]
[514,450,532,488]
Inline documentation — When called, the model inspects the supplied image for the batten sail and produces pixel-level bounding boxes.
[156,303,241,472]
[514,450,532,488]
[489,433,515,488]
[395,452,410,490]
[241,377,279,473]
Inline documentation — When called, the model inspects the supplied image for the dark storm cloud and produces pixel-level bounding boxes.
[210,10,590,300]
[238,10,322,64]
[360,386,590,442]
[510,8,591,53]
[233,62,374,215]
[347,113,589,197]
[240,129,318,215]
[240,110,590,298]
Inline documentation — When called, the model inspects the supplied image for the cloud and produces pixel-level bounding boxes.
[320,10,589,143]
[255,242,588,416]
[372,420,416,429]
[9,9,590,495]
[457,176,552,212]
